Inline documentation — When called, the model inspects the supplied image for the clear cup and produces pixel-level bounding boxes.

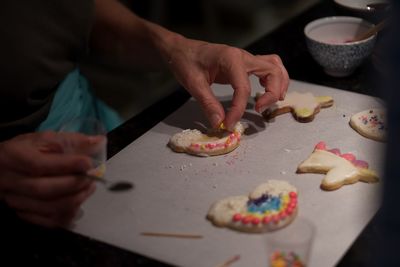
[266,217,316,267]
[58,117,107,178]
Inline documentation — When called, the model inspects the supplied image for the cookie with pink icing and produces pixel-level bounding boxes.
[350,108,386,142]
[255,91,333,122]
[168,122,245,157]
[297,142,379,191]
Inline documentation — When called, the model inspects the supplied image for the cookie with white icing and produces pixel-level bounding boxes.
[207,180,298,233]
[255,91,333,122]
[350,108,386,142]
[168,122,245,157]
[297,142,379,191]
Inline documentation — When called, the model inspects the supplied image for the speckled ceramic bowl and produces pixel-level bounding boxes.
[304,16,377,77]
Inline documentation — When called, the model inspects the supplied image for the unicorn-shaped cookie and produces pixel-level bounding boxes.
[297,142,379,190]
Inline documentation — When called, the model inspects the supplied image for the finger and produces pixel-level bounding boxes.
[16,211,62,228]
[28,153,93,177]
[5,182,96,218]
[222,64,251,130]
[0,174,95,200]
[186,78,225,128]
[256,55,289,100]
[245,56,288,112]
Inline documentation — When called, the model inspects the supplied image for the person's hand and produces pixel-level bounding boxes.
[0,132,96,228]
[165,37,289,130]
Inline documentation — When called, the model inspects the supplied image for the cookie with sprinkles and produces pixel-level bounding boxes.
[168,122,245,157]
[207,180,298,233]
[350,108,386,142]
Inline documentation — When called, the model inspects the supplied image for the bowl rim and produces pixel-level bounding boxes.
[333,0,386,13]
[304,16,377,46]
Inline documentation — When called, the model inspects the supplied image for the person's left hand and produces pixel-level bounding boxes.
[166,38,289,130]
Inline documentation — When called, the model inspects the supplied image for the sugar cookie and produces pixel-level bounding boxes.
[350,108,386,142]
[256,91,333,122]
[207,180,298,233]
[297,142,379,191]
[168,122,245,157]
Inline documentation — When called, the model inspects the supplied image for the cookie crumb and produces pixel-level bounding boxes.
[180,165,187,171]
[168,165,174,169]
[343,114,346,118]
[280,171,287,175]
[213,162,218,166]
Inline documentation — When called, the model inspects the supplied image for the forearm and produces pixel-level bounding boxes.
[91,0,185,70]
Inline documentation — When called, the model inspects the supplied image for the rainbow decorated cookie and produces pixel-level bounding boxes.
[256,91,333,122]
[168,122,245,157]
[207,180,298,233]
[350,108,386,142]
[297,142,379,191]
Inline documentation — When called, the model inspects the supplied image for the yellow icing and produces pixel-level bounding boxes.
[295,108,313,117]
[315,96,333,103]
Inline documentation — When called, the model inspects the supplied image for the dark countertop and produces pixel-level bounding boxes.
[1,1,382,266]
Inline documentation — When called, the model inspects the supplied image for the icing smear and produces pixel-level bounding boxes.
[314,141,369,169]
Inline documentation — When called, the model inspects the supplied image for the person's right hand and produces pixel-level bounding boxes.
[0,132,97,228]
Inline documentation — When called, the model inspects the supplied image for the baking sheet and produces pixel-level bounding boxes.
[72,78,384,267]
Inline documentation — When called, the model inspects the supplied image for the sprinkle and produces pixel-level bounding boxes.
[328,148,341,155]
[353,160,369,169]
[242,216,252,224]
[315,141,326,150]
[232,213,242,222]
[289,192,297,199]
[251,217,261,225]
[341,153,356,161]
[262,216,271,224]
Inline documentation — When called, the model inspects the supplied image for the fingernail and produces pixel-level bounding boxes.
[210,114,222,128]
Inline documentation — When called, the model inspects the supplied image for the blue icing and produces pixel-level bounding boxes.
[247,194,282,214]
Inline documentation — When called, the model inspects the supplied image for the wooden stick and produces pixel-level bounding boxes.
[140,232,203,239]
[215,255,241,267]
[352,20,386,42]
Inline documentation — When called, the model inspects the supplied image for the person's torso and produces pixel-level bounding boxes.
[0,0,94,140]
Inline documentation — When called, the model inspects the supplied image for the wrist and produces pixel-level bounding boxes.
[142,20,186,64]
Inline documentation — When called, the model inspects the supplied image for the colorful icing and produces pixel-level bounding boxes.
[189,131,241,152]
[231,191,297,225]
[269,251,305,267]
[358,109,385,131]
[314,141,369,169]
[294,108,313,117]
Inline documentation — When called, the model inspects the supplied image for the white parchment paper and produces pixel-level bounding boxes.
[72,78,384,267]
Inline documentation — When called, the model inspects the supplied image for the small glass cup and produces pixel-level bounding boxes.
[58,117,107,178]
[266,217,316,267]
